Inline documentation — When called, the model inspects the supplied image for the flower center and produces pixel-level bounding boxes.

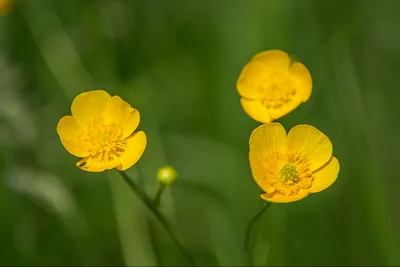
[260,73,297,110]
[280,163,298,184]
[83,119,127,161]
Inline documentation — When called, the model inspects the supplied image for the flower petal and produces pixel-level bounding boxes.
[76,155,120,173]
[249,122,287,156]
[287,124,333,172]
[240,98,271,123]
[237,50,290,100]
[289,62,312,102]
[309,156,339,193]
[249,123,286,191]
[56,115,90,157]
[117,131,147,171]
[237,60,272,99]
[262,97,304,122]
[261,190,309,203]
[252,49,291,68]
[71,90,111,124]
[104,96,140,138]
[240,97,303,123]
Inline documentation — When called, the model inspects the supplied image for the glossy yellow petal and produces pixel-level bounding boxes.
[56,115,90,157]
[71,90,111,124]
[252,49,290,68]
[249,123,286,190]
[117,131,147,171]
[309,157,340,193]
[249,122,287,156]
[104,96,140,138]
[287,124,333,172]
[289,62,312,102]
[237,50,290,100]
[237,60,272,99]
[261,190,309,203]
[261,97,304,122]
[76,155,120,173]
[240,98,271,123]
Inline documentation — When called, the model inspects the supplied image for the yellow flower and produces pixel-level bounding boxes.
[237,49,312,123]
[157,166,177,185]
[0,0,13,16]
[56,90,147,172]
[249,122,339,203]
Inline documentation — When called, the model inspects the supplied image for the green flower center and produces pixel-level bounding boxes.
[280,163,298,183]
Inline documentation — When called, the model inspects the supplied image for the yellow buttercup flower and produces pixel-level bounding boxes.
[249,122,339,203]
[57,90,147,172]
[237,49,312,123]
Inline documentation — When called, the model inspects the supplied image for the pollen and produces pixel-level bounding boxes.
[280,163,298,184]
[83,119,127,161]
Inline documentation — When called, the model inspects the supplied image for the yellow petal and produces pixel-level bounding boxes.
[56,115,90,157]
[240,98,271,123]
[71,90,111,124]
[117,131,147,171]
[104,96,140,138]
[289,62,312,102]
[309,156,340,193]
[287,124,333,172]
[261,190,309,203]
[261,97,304,122]
[249,123,286,191]
[252,49,291,68]
[237,60,272,99]
[237,50,290,100]
[76,155,120,173]
[240,97,303,123]
[249,122,287,156]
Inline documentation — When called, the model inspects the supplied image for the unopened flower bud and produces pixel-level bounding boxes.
[157,166,177,185]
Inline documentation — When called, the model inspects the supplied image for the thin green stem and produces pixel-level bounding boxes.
[245,202,272,265]
[118,170,196,266]
[154,183,166,208]
[147,218,161,265]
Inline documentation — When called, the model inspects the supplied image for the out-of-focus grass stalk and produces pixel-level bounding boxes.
[327,43,400,265]
[6,168,97,265]
[15,0,95,100]
[244,202,271,265]
[108,169,156,266]
[118,170,196,265]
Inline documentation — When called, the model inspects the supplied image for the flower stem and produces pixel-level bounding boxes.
[154,183,166,208]
[245,202,272,265]
[118,170,196,266]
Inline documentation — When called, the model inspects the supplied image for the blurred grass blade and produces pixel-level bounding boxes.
[16,0,95,100]
[108,169,156,266]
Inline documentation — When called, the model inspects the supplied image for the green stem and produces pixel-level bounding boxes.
[154,183,166,208]
[147,218,161,265]
[136,167,162,265]
[118,170,196,266]
[245,202,272,265]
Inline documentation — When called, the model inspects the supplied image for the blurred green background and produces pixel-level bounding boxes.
[1,0,400,265]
